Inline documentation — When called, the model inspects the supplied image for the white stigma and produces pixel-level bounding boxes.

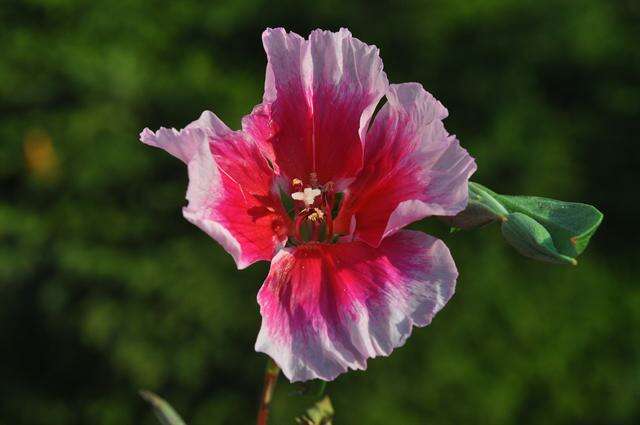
[292,187,322,207]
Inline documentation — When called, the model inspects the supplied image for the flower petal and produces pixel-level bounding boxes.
[140,111,229,164]
[255,230,457,382]
[184,130,291,269]
[241,103,279,173]
[336,83,477,246]
[259,28,388,188]
[141,112,290,269]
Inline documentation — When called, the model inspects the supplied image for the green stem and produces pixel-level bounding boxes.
[469,182,509,219]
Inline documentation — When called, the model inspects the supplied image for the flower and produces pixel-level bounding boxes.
[140,28,476,382]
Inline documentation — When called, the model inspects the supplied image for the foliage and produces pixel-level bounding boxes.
[295,396,334,425]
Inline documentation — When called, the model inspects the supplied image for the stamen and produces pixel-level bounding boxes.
[287,178,340,244]
[291,178,303,191]
[307,208,324,222]
[289,178,304,215]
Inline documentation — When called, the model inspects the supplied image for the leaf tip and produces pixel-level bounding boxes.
[139,390,187,425]
[139,390,154,403]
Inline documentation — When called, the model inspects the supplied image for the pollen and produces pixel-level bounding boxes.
[307,208,325,222]
[292,187,322,207]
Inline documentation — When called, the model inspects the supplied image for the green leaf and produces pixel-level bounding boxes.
[295,396,334,425]
[139,390,187,425]
[501,213,577,265]
[446,182,603,264]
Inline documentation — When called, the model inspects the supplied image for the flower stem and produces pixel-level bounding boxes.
[256,357,280,425]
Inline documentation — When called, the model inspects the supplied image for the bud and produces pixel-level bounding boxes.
[501,213,577,265]
[443,182,603,265]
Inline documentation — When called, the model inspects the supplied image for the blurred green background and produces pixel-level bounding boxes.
[1,0,638,424]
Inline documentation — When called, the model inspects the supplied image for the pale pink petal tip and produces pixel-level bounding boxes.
[138,110,230,164]
[255,230,458,382]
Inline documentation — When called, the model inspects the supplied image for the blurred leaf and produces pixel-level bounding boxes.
[295,396,334,425]
[139,390,187,425]
[446,182,603,264]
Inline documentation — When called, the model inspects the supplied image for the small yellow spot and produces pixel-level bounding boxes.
[308,208,325,222]
[24,129,59,182]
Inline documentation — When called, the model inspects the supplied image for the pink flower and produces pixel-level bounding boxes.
[140,28,476,382]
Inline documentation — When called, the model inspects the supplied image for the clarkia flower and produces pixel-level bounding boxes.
[140,28,476,382]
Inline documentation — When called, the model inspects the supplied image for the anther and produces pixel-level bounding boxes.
[291,178,304,192]
[307,208,324,222]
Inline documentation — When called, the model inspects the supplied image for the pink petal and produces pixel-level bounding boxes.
[255,230,457,382]
[259,28,388,188]
[241,103,279,174]
[141,112,290,269]
[139,111,230,164]
[336,83,477,246]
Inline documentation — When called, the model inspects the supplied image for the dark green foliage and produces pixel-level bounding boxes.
[1,0,638,424]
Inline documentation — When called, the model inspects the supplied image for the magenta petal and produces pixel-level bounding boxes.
[255,230,457,382]
[142,111,290,269]
[336,83,477,246]
[260,28,388,187]
[183,130,291,269]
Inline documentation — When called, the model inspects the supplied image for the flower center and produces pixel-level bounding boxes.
[288,176,338,244]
